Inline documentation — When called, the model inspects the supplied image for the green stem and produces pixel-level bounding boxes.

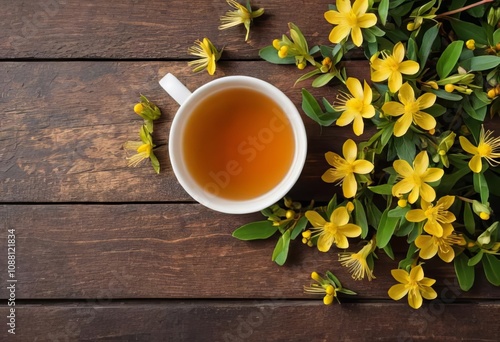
[435,0,494,18]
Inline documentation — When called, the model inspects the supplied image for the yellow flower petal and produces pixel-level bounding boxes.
[324,10,342,25]
[438,196,455,210]
[329,24,351,44]
[335,234,349,249]
[408,186,420,204]
[352,159,374,174]
[406,209,426,222]
[420,285,438,300]
[459,136,478,155]
[419,183,437,203]
[305,210,327,228]
[331,206,350,226]
[343,139,358,163]
[438,245,455,263]
[414,151,429,174]
[408,288,423,309]
[391,269,410,284]
[336,0,351,13]
[325,151,342,167]
[317,233,334,252]
[363,80,373,104]
[357,13,378,28]
[398,82,414,105]
[419,277,436,287]
[351,26,363,47]
[415,235,437,259]
[322,168,343,183]
[417,92,437,109]
[352,0,367,15]
[469,155,483,173]
[424,220,443,237]
[388,284,408,300]
[382,101,405,116]
[339,223,362,237]
[336,111,356,127]
[414,111,437,131]
[393,42,405,63]
[346,77,363,99]
[371,69,390,82]
[342,172,357,198]
[398,60,420,75]
[394,112,412,137]
[410,265,424,282]
[388,71,403,93]
[352,115,364,136]
[422,168,444,183]
[393,159,414,178]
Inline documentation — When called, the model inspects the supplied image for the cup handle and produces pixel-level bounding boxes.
[159,73,192,106]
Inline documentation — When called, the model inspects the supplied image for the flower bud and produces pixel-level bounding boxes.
[472,200,491,220]
[444,84,455,92]
[466,39,475,50]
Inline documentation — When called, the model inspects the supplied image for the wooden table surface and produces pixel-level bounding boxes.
[1,0,499,341]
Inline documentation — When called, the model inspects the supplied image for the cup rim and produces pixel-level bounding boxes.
[168,75,307,214]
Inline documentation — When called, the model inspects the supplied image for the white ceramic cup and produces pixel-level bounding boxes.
[159,73,307,214]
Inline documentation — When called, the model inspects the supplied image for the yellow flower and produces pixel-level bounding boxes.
[371,42,420,93]
[321,139,374,198]
[123,125,160,174]
[324,0,377,47]
[392,151,444,204]
[415,223,460,263]
[219,0,264,41]
[187,38,222,75]
[388,265,437,309]
[335,78,375,136]
[382,83,437,137]
[303,272,337,305]
[459,126,500,173]
[305,206,362,252]
[406,196,456,237]
[338,238,376,281]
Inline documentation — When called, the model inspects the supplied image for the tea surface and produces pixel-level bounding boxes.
[183,87,295,200]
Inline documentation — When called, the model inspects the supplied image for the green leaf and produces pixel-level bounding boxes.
[294,69,321,85]
[407,37,418,62]
[368,184,393,195]
[378,0,390,26]
[436,41,464,79]
[272,230,291,266]
[473,172,489,204]
[326,271,342,288]
[482,254,500,286]
[388,205,410,218]
[418,24,439,66]
[493,28,500,45]
[454,253,475,291]
[467,56,500,72]
[259,46,295,64]
[312,72,336,87]
[326,194,338,218]
[395,135,416,164]
[301,88,336,126]
[291,216,308,240]
[353,199,369,239]
[449,19,488,45]
[429,88,463,101]
[382,242,395,260]
[467,250,484,267]
[463,202,475,236]
[376,208,400,248]
[232,220,278,240]
[366,201,383,229]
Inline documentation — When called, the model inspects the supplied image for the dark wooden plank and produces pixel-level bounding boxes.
[0,60,371,203]
[1,204,498,300]
[1,0,336,59]
[1,301,499,341]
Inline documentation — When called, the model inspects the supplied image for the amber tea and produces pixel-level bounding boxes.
[182,87,295,200]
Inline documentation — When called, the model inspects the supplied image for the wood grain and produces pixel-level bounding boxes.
[1,204,498,300]
[0,0,337,60]
[1,301,499,341]
[0,60,372,203]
